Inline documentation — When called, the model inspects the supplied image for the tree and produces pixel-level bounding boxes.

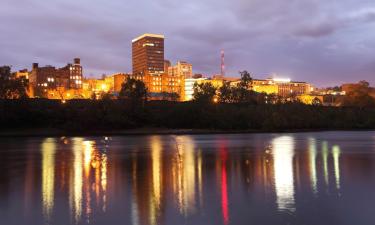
[238,70,253,90]
[218,81,234,103]
[234,71,254,103]
[341,80,375,108]
[193,82,217,103]
[119,77,148,105]
[0,66,28,99]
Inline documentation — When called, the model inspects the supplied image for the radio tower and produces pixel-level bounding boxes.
[221,50,225,77]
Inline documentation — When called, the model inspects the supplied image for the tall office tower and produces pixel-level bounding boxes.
[132,33,165,75]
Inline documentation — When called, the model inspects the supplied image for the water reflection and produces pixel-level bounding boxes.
[322,141,329,186]
[150,136,162,225]
[272,136,295,212]
[41,138,56,223]
[131,153,139,225]
[332,145,341,191]
[173,136,197,216]
[57,138,109,224]
[220,147,229,225]
[1,132,372,225]
[70,138,83,223]
[308,138,318,195]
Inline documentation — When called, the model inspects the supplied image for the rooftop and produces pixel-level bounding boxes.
[132,33,165,43]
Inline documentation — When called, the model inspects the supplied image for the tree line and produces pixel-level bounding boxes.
[1,66,375,132]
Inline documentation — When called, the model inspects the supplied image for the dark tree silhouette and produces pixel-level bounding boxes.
[341,80,375,108]
[234,71,255,103]
[218,81,234,103]
[193,82,217,103]
[0,66,28,99]
[119,77,148,106]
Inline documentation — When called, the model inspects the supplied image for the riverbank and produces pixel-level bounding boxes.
[1,127,374,137]
[1,99,375,135]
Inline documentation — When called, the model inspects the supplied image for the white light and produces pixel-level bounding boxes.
[143,43,155,47]
[273,78,291,83]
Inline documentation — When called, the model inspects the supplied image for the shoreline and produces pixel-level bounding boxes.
[0,128,374,137]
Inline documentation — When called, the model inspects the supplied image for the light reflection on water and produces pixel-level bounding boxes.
[332,145,341,191]
[1,132,375,225]
[41,138,56,223]
[272,136,295,212]
[308,138,318,195]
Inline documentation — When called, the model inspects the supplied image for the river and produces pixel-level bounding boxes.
[0,131,374,225]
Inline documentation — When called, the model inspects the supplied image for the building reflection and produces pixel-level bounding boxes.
[220,146,229,225]
[129,136,165,225]
[332,145,341,191]
[150,136,162,225]
[33,134,347,225]
[83,140,93,223]
[69,138,83,223]
[308,138,318,195]
[41,138,56,223]
[131,153,140,225]
[172,136,197,216]
[272,136,296,212]
[63,138,108,224]
[322,141,329,186]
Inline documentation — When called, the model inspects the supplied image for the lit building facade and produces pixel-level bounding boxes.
[251,78,313,97]
[112,73,130,92]
[131,34,185,100]
[168,61,193,79]
[132,33,164,76]
[13,69,30,80]
[184,78,207,101]
[29,58,83,98]
[68,58,83,89]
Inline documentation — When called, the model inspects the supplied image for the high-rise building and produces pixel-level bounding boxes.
[130,34,190,101]
[132,33,165,76]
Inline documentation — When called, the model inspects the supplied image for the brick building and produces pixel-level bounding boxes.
[29,58,82,97]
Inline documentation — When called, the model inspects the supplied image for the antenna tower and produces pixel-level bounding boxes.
[221,50,225,77]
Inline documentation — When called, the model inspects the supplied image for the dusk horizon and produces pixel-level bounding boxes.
[1,0,375,87]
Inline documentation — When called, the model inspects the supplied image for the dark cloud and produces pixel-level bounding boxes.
[293,23,339,37]
[1,0,375,86]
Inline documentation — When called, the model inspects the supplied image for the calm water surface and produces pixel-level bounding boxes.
[1,131,375,225]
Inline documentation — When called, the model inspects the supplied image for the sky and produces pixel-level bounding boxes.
[1,0,375,87]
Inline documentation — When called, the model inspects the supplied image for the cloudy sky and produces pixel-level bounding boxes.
[1,0,375,86]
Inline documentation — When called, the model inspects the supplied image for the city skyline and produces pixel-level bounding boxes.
[1,0,375,87]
